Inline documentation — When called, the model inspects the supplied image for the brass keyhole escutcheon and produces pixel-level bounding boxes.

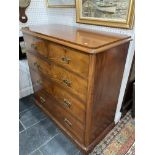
[64,118,72,127]
[61,56,71,64]
[40,96,45,104]
[63,99,71,108]
[63,79,71,87]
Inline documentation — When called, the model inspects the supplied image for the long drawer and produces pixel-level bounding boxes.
[30,69,86,124]
[34,90,85,143]
[27,52,88,102]
[24,35,89,78]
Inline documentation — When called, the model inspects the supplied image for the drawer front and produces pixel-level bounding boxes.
[30,69,51,95]
[24,34,48,57]
[49,63,87,102]
[27,52,51,76]
[49,81,86,124]
[48,42,89,78]
[30,69,85,124]
[34,90,85,143]
[27,53,88,102]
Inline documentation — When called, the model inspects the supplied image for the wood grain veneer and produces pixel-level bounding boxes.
[22,24,131,53]
[22,24,131,155]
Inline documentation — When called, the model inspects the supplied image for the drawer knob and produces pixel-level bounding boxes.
[31,44,37,50]
[40,96,46,104]
[63,99,71,108]
[63,79,71,87]
[64,118,72,127]
[61,56,71,64]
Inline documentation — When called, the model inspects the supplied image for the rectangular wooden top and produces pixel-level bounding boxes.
[21,24,131,54]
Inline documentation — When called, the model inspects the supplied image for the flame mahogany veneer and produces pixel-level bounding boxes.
[22,24,131,155]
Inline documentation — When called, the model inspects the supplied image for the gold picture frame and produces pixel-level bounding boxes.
[76,0,134,29]
[46,0,75,8]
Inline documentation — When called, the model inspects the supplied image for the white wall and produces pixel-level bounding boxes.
[19,0,49,98]
[19,0,135,123]
[19,0,49,36]
[19,60,33,98]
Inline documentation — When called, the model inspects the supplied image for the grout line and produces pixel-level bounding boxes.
[38,149,43,155]
[19,99,35,114]
[24,117,47,130]
[38,133,60,149]
[19,104,46,125]
[29,149,39,155]
[19,106,34,115]
[19,117,47,134]
[19,104,36,115]
[19,129,25,134]
[29,133,60,155]
[19,119,26,131]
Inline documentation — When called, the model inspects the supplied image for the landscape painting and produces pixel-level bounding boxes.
[76,0,134,29]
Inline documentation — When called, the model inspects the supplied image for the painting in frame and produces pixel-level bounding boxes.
[76,0,134,29]
[46,0,75,8]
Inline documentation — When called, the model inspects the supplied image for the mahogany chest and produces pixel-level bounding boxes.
[22,24,131,154]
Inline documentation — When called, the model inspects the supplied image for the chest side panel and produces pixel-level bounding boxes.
[90,42,130,143]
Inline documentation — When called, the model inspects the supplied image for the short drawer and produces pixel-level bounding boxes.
[48,42,89,78]
[30,69,86,124]
[24,34,48,57]
[34,90,85,143]
[27,53,88,102]
[27,52,51,76]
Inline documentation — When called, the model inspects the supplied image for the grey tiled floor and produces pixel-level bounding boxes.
[19,95,82,155]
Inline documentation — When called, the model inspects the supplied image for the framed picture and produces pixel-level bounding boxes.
[46,0,75,8]
[76,0,134,29]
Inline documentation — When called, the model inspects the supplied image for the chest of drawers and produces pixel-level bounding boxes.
[22,24,131,154]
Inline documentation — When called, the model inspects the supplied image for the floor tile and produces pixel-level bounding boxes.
[30,150,42,155]
[40,133,79,155]
[19,118,58,155]
[19,121,24,132]
[20,105,46,128]
[19,95,35,113]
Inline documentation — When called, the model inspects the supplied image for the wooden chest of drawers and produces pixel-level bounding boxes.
[22,24,131,154]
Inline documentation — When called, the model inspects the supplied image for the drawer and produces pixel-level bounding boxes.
[49,63,87,102]
[34,90,85,143]
[30,69,86,124]
[48,42,89,78]
[49,81,86,124]
[27,53,88,101]
[24,34,48,57]
[27,52,51,76]
[30,69,51,95]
